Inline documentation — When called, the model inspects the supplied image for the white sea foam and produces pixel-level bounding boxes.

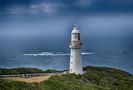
[81,52,94,55]
[23,52,93,56]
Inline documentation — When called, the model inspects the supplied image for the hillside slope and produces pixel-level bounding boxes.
[0,66,133,90]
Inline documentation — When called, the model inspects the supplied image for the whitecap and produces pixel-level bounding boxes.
[23,52,93,57]
[81,52,94,55]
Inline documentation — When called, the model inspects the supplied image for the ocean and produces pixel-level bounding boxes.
[0,35,133,74]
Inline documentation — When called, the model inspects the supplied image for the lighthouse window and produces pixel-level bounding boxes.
[76,34,78,39]
[71,62,73,64]
[72,34,76,40]
[73,34,79,40]
[78,33,80,40]
[74,34,76,39]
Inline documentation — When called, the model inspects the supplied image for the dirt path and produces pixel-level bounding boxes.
[2,76,51,83]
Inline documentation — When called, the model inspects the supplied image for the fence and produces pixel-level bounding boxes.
[0,72,65,78]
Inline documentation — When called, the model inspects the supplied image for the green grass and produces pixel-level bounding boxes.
[0,67,44,75]
[0,67,62,75]
[0,66,133,90]
[0,79,38,90]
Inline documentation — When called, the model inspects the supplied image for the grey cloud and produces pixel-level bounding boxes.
[29,3,64,14]
[0,0,133,15]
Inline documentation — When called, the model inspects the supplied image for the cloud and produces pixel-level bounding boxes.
[1,2,64,14]
[7,5,28,14]
[29,3,64,14]
[0,0,133,15]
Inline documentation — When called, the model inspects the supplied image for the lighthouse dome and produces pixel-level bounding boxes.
[71,25,80,34]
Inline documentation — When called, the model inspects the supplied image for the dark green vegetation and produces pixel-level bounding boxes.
[0,66,133,90]
[0,67,44,75]
[0,67,62,75]
[44,69,63,73]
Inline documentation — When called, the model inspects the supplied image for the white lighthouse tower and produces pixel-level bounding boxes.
[69,25,83,74]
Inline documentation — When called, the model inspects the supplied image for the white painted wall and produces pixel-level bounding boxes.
[69,49,83,74]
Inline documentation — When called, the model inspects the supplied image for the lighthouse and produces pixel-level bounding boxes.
[69,25,83,74]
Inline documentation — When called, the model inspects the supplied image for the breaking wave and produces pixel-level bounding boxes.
[23,52,93,57]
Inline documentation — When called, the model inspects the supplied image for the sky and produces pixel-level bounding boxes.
[0,0,133,73]
[0,0,133,14]
[0,0,133,39]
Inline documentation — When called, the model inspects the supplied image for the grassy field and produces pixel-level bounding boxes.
[0,66,133,90]
[2,76,50,83]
